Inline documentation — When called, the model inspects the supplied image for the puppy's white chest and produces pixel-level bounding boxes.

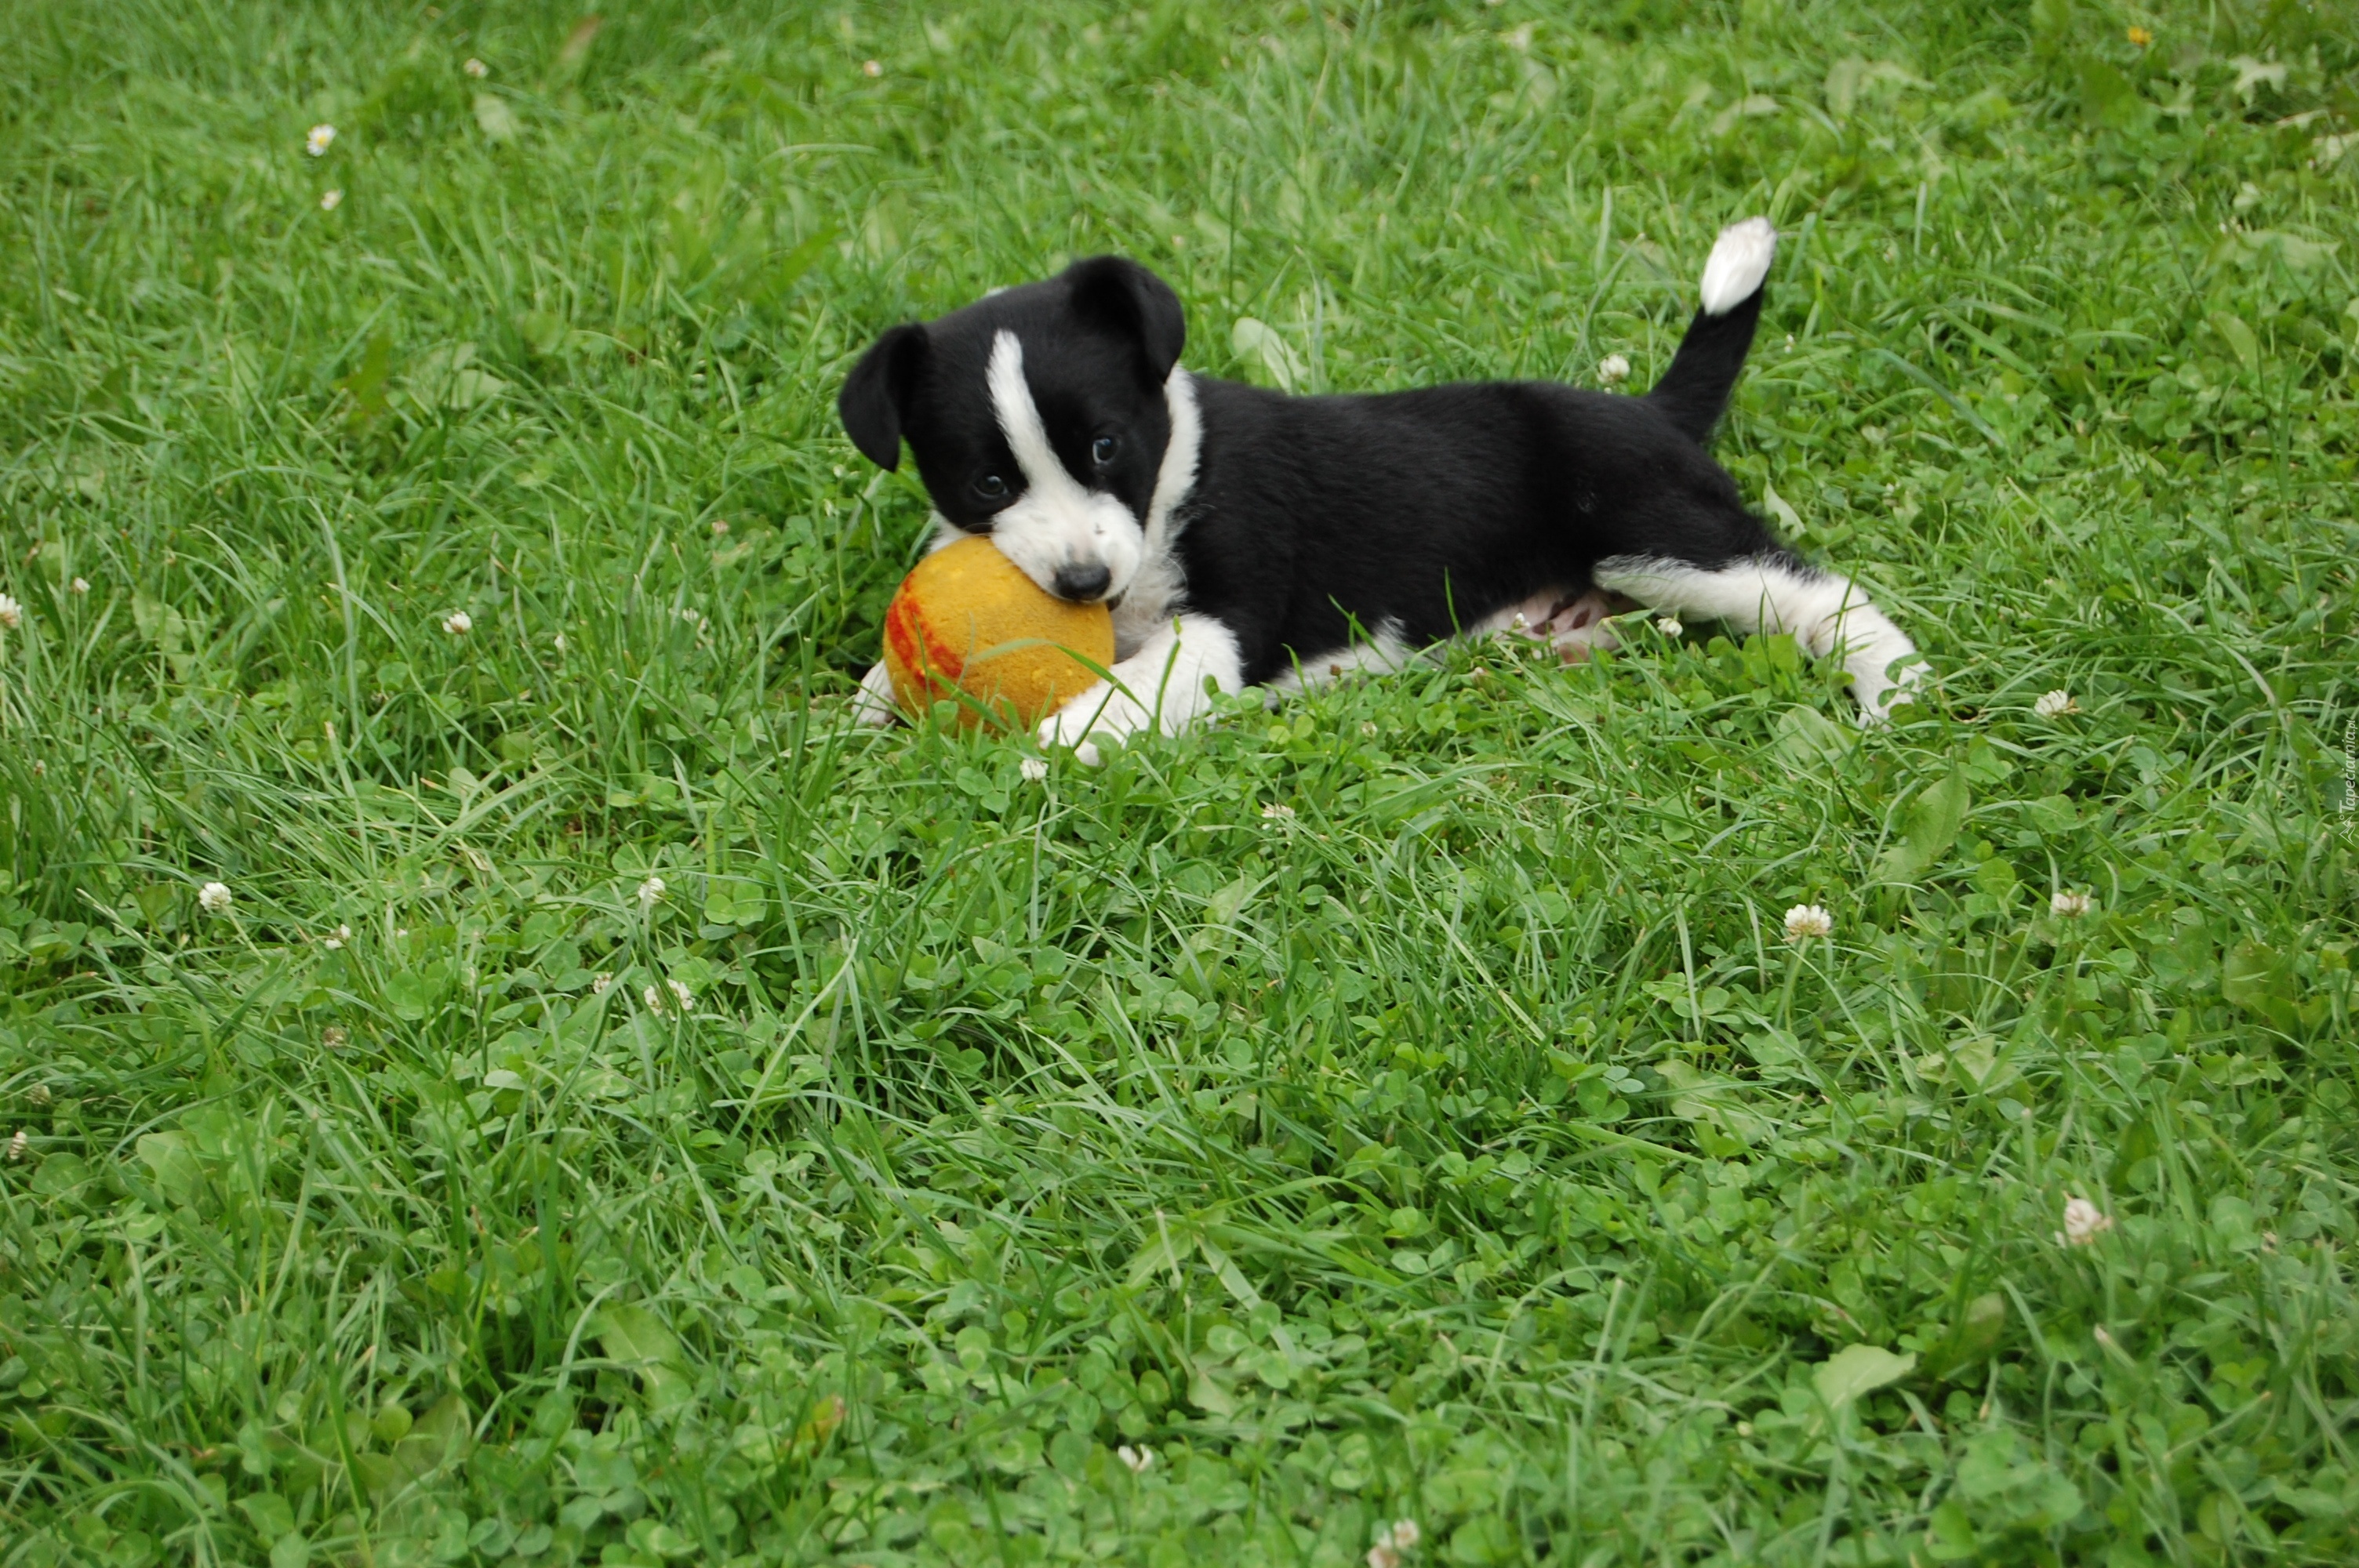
[1110,550,1186,659]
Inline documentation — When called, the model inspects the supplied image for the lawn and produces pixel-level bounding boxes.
[2,0,2355,1563]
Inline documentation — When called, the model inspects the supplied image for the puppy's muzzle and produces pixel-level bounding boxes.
[1052,562,1113,602]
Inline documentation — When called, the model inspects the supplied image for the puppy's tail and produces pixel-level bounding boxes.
[1647,216,1775,445]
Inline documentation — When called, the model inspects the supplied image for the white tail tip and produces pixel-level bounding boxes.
[1699,217,1777,315]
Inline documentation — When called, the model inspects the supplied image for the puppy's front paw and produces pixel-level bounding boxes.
[1038,682,1147,764]
[851,660,900,727]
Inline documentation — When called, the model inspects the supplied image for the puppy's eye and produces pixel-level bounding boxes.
[1091,435,1118,466]
[974,474,1009,501]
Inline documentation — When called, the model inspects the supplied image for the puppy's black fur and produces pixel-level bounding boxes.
[1160,333,1776,686]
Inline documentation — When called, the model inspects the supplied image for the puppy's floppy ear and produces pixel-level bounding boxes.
[1067,256,1187,383]
[838,322,928,470]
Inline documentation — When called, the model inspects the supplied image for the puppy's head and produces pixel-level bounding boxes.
[838,256,1185,604]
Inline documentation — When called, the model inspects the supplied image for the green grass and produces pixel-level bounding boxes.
[2,0,2355,1563]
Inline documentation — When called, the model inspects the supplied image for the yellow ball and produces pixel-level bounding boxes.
[881,536,1114,729]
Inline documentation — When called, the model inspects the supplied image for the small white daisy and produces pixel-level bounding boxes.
[198,881,234,915]
[320,188,343,211]
[1117,1444,1153,1474]
[0,592,22,630]
[306,124,337,157]
[1783,903,1833,942]
[71,578,89,595]
[637,875,665,910]
[322,923,352,949]
[1656,616,1684,637]
[1259,801,1296,820]
[442,610,472,636]
[1020,757,1049,782]
[2051,890,2092,918]
[862,58,882,77]
[464,57,489,78]
[2034,689,2077,718]
[1598,353,1631,385]
[2055,1196,2114,1246]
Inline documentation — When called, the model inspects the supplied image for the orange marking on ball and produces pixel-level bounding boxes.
[881,536,1114,729]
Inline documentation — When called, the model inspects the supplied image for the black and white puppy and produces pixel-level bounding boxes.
[839,219,1923,759]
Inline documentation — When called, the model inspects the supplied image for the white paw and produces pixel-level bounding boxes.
[1850,658,1930,726]
[852,660,900,727]
[1037,681,1149,759]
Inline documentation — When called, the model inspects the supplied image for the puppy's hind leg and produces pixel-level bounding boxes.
[1594,551,1925,722]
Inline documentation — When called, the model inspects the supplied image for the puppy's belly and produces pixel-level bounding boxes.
[1473,586,1637,662]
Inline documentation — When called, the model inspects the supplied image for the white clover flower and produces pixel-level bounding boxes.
[2034,689,2077,718]
[5,1130,24,1163]
[1656,616,1684,637]
[464,57,489,78]
[442,610,472,636]
[667,978,694,1011]
[1783,903,1833,942]
[322,923,352,949]
[320,188,343,211]
[306,124,337,157]
[1117,1443,1153,1475]
[1598,353,1631,385]
[862,59,882,77]
[643,983,666,1014]
[322,1025,348,1048]
[1368,1522,1422,1568]
[71,578,89,595]
[198,881,234,915]
[1020,757,1049,782]
[591,972,613,996]
[553,633,568,653]
[2051,890,2092,918]
[2056,1196,2114,1246]
[637,875,665,910]
[0,593,22,630]
[1259,802,1296,820]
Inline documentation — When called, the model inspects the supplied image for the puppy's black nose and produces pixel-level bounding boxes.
[1053,563,1112,601]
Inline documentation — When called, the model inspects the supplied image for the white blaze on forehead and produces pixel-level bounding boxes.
[987,330,1092,512]
[980,329,1148,601]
